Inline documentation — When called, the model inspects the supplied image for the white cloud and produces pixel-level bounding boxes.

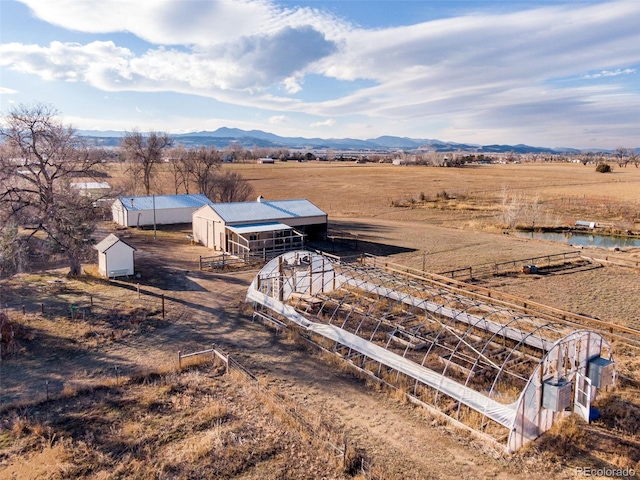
[0,41,132,85]
[5,0,640,147]
[282,75,303,94]
[583,68,636,79]
[269,115,289,124]
[310,119,335,128]
[0,87,18,94]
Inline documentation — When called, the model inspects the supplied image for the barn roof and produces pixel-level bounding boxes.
[117,194,213,211]
[71,182,111,190]
[204,199,326,224]
[95,233,136,253]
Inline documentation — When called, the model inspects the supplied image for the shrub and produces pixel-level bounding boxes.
[595,163,611,173]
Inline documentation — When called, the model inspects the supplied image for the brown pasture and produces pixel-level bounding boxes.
[221,161,640,227]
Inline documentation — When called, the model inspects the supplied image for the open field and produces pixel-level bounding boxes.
[2,161,640,478]
[223,161,640,229]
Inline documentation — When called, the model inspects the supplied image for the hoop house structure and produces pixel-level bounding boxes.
[246,251,616,452]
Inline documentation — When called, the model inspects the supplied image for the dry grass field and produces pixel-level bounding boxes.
[2,161,640,479]
[224,161,640,229]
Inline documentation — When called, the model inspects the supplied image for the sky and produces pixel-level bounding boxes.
[1,0,639,149]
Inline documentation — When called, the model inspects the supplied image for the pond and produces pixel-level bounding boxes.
[516,231,640,249]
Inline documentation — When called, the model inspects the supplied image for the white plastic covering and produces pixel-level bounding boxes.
[246,251,615,452]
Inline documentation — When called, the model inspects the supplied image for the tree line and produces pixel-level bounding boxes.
[0,103,254,277]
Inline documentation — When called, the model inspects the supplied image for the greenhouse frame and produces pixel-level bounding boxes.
[246,251,616,452]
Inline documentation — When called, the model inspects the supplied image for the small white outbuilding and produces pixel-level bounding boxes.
[95,234,136,278]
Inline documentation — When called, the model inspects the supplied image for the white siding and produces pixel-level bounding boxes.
[111,200,127,226]
[99,241,135,277]
[192,205,225,249]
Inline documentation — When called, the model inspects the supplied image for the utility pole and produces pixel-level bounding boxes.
[152,194,157,240]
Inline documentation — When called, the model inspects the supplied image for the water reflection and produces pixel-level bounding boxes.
[516,231,640,249]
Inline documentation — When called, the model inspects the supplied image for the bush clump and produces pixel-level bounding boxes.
[595,163,612,173]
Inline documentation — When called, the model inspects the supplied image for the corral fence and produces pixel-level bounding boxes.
[436,251,583,280]
[199,247,302,271]
[325,229,359,250]
[178,344,382,478]
[199,253,258,270]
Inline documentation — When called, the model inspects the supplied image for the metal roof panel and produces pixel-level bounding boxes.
[118,194,213,211]
[213,199,326,223]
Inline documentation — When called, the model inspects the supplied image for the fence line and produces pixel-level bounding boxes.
[359,253,640,346]
[436,250,582,280]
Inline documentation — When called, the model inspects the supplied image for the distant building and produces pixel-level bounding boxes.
[257,157,275,164]
[192,197,327,256]
[71,181,111,198]
[112,194,214,227]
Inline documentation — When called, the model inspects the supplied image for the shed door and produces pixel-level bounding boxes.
[574,372,591,422]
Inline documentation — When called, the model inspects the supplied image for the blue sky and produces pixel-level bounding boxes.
[1,0,638,149]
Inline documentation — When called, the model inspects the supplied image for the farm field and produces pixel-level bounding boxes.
[223,161,640,230]
[2,161,640,478]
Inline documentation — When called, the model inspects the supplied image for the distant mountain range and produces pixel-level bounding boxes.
[77,127,602,154]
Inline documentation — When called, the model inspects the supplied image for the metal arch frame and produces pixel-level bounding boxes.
[328,266,569,402]
[431,301,525,407]
[247,251,615,452]
[454,311,553,421]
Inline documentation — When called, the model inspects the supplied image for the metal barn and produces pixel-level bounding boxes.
[246,250,616,452]
[192,198,327,257]
[112,194,214,227]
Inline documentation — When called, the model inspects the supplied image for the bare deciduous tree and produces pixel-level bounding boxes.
[0,103,105,275]
[500,186,523,229]
[525,194,542,230]
[614,147,629,168]
[0,222,27,276]
[205,171,255,203]
[166,146,191,195]
[188,146,222,194]
[120,130,172,195]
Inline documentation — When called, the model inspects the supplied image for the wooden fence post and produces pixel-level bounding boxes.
[342,436,347,468]
[178,351,182,370]
[162,294,165,319]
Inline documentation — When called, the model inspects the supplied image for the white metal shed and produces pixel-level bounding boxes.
[112,194,214,227]
[192,198,327,253]
[95,233,136,278]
